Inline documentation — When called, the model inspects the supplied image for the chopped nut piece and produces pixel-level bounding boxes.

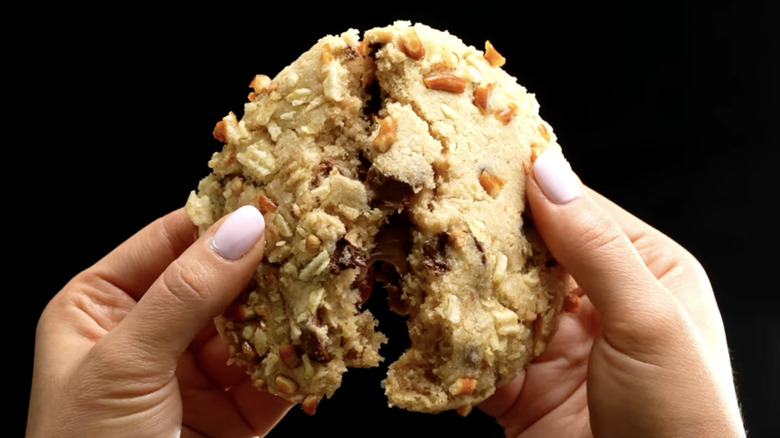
[229,177,243,195]
[249,74,272,93]
[372,116,397,153]
[494,102,519,125]
[447,229,468,249]
[456,405,473,417]
[530,144,544,163]
[275,375,298,395]
[305,234,322,254]
[538,123,551,142]
[257,194,277,214]
[479,170,505,198]
[321,52,333,63]
[224,302,251,321]
[423,73,468,94]
[473,83,495,114]
[484,40,506,67]
[356,40,368,57]
[279,344,301,368]
[364,28,394,45]
[248,74,272,100]
[254,306,268,323]
[213,120,227,143]
[241,340,257,360]
[220,150,235,167]
[450,377,478,396]
[301,395,320,416]
[400,27,425,60]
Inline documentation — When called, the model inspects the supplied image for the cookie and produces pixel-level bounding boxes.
[185,21,569,416]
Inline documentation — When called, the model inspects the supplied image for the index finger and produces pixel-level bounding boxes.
[89,208,198,301]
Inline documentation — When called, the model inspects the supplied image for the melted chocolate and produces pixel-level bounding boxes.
[364,166,415,209]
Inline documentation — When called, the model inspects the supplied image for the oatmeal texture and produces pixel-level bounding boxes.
[186,21,569,415]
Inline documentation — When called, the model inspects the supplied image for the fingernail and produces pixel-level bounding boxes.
[210,205,265,260]
[533,151,581,204]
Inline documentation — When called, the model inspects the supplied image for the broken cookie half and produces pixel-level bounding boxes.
[185,21,569,416]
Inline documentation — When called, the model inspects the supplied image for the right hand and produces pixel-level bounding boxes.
[480,151,745,437]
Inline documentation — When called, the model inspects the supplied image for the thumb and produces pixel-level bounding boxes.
[527,152,678,343]
[104,205,266,371]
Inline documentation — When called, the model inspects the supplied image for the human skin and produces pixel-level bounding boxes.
[479,152,746,437]
[26,205,292,437]
[26,152,746,437]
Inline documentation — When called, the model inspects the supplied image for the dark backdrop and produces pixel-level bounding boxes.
[14,1,777,436]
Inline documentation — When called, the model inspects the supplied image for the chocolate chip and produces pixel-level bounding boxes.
[423,232,449,275]
[330,238,367,274]
[300,321,331,363]
[317,158,340,177]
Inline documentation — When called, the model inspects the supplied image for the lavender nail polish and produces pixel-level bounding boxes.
[533,151,582,204]
[210,205,265,260]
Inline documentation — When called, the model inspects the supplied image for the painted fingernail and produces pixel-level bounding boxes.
[210,205,265,260]
[533,151,581,204]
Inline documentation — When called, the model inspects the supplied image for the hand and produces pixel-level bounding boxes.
[480,152,745,437]
[26,206,292,437]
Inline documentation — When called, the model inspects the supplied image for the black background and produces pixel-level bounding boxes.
[14,1,777,436]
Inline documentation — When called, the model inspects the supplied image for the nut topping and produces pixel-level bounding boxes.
[456,405,473,417]
[240,340,257,361]
[249,74,272,93]
[279,344,301,368]
[538,122,551,142]
[372,116,397,153]
[530,144,544,163]
[400,27,425,60]
[301,394,320,416]
[494,102,519,125]
[305,234,322,254]
[275,375,298,395]
[224,302,251,321]
[248,74,272,100]
[423,73,468,94]
[365,28,394,45]
[212,120,227,143]
[449,377,478,396]
[479,170,505,198]
[473,83,495,114]
[257,194,277,214]
[484,40,506,67]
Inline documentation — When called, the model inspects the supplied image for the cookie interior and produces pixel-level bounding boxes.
[186,21,567,415]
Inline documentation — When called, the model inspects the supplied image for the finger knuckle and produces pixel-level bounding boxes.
[576,215,626,255]
[161,259,211,306]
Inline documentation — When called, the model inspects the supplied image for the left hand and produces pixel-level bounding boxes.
[26,206,292,438]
